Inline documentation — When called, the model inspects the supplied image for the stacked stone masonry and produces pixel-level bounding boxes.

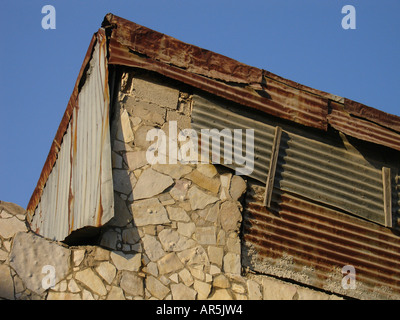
[0,72,342,300]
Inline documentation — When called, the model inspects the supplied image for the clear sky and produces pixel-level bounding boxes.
[1,0,399,209]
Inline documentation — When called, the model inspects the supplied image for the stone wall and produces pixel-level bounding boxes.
[0,70,342,300]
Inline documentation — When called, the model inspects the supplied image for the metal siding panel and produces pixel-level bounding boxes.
[192,94,387,225]
[28,33,114,240]
[242,184,400,300]
[192,95,275,183]
[276,131,384,224]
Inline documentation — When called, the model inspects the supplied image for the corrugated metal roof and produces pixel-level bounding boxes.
[102,13,400,151]
[243,185,400,300]
[28,30,114,240]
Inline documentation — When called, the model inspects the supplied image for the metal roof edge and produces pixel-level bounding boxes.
[103,13,400,150]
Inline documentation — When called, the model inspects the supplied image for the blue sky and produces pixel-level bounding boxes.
[1,0,399,208]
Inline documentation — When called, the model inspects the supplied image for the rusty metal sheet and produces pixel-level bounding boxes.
[242,184,400,300]
[29,31,114,240]
[328,102,400,152]
[192,94,397,227]
[344,98,400,133]
[103,13,263,85]
[103,13,400,151]
[105,16,329,131]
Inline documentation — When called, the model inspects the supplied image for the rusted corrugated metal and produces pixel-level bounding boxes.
[328,101,400,152]
[103,13,263,85]
[28,31,114,240]
[192,94,397,227]
[103,14,329,131]
[102,13,400,151]
[242,184,400,300]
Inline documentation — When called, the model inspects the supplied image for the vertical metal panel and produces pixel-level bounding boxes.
[30,33,114,241]
[192,94,392,226]
[242,184,400,300]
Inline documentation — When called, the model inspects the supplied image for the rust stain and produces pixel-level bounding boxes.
[103,13,400,149]
[96,194,103,227]
[243,186,400,299]
[328,101,400,151]
[27,33,99,219]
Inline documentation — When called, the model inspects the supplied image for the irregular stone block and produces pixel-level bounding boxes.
[158,229,196,252]
[114,109,135,143]
[47,292,81,300]
[166,206,191,222]
[131,198,170,226]
[142,235,166,262]
[169,179,191,201]
[107,286,125,300]
[68,279,81,293]
[0,265,14,300]
[133,125,155,150]
[125,97,166,126]
[177,246,210,266]
[113,169,137,195]
[116,109,134,143]
[178,268,194,287]
[132,168,174,200]
[229,175,247,201]
[153,164,192,180]
[177,222,196,238]
[262,277,298,300]
[0,217,27,239]
[100,229,119,250]
[209,288,233,300]
[207,246,224,267]
[213,274,230,289]
[170,283,197,300]
[223,252,241,274]
[132,76,179,110]
[109,193,132,227]
[195,226,216,245]
[247,279,262,300]
[9,232,70,294]
[146,276,170,300]
[120,272,144,297]
[185,170,220,194]
[122,226,140,244]
[187,186,218,210]
[0,201,26,216]
[96,262,117,284]
[220,201,242,232]
[194,280,211,300]
[196,164,218,178]
[72,249,85,266]
[110,251,141,272]
[157,252,184,274]
[123,151,148,171]
[75,268,107,297]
